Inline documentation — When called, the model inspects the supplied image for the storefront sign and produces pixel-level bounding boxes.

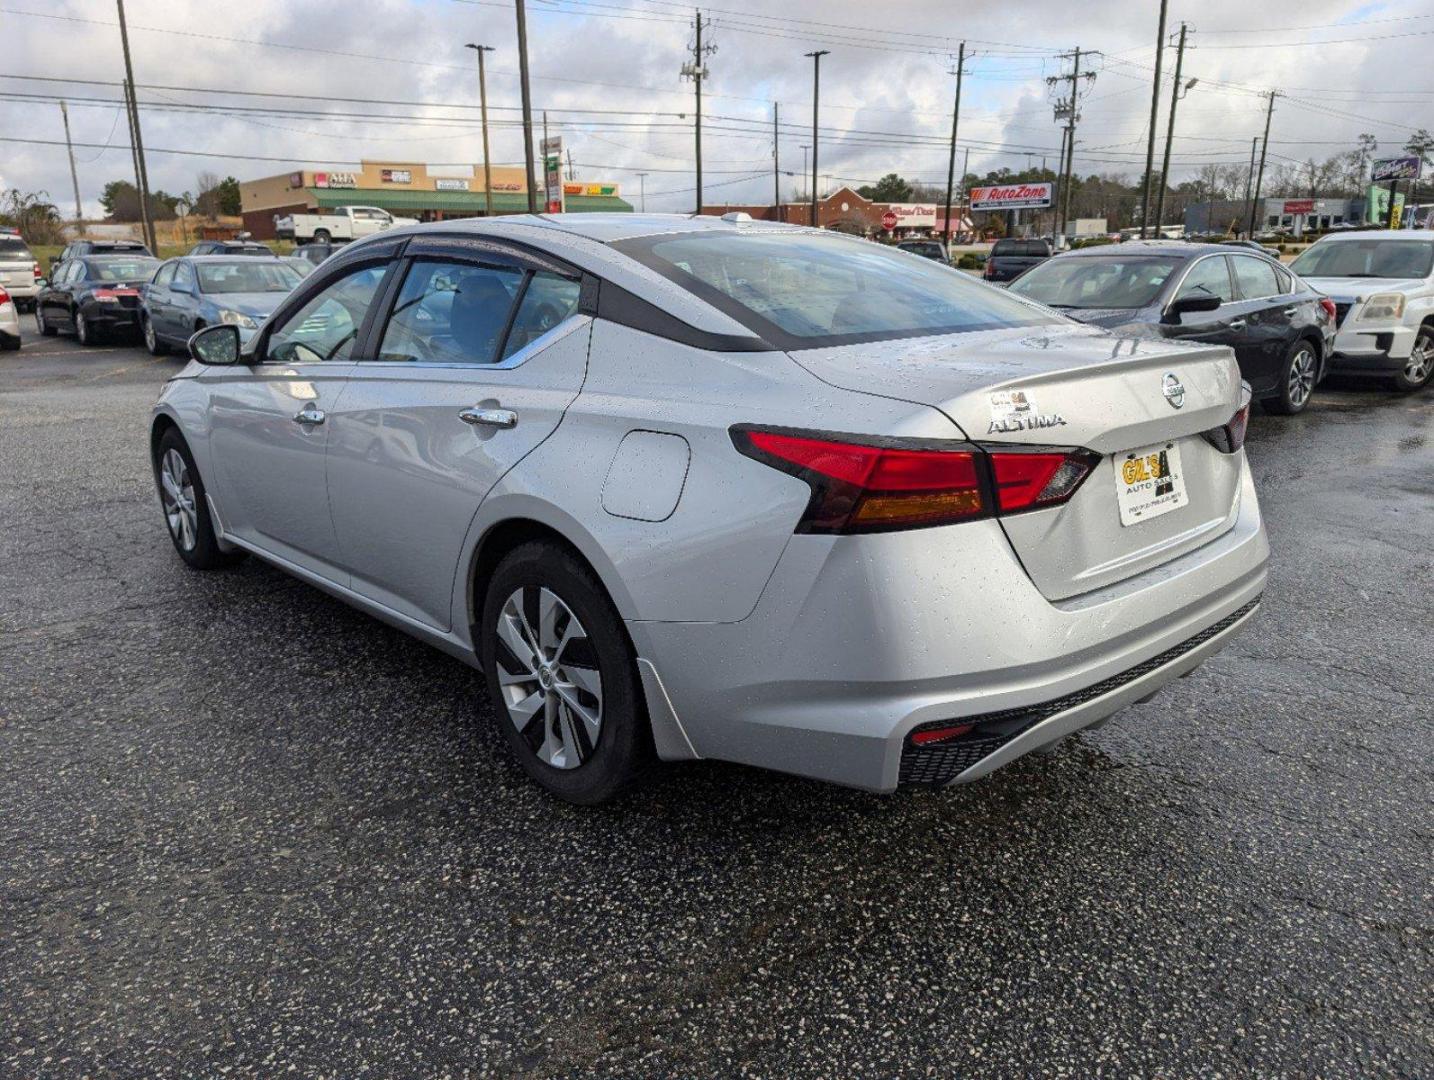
[313,172,357,189]
[562,183,620,197]
[887,203,937,228]
[289,172,304,188]
[1372,156,1422,182]
[969,182,1054,210]
[491,180,525,192]
[543,136,564,214]
[381,169,413,184]
[434,178,469,191]
[1283,199,1315,215]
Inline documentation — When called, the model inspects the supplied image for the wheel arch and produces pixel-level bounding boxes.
[149,410,181,466]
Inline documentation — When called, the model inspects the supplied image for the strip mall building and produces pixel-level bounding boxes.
[238,161,632,240]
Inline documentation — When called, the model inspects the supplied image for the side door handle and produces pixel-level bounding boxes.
[1227,319,1247,331]
[293,404,326,426]
[459,407,518,429]
[1283,306,1298,317]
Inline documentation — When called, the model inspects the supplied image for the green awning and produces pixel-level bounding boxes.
[307,187,632,214]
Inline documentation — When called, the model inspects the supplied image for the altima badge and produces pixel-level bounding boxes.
[1162,373,1186,409]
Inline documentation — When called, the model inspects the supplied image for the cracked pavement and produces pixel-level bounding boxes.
[1,326,1431,1078]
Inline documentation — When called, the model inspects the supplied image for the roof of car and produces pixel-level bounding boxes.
[1057,240,1261,260]
[1306,229,1432,243]
[412,212,809,245]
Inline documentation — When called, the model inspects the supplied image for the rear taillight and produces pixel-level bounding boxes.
[32,263,41,279]
[0,286,10,305]
[983,261,995,279]
[1318,297,1336,322]
[92,287,139,302]
[1201,383,1253,454]
[731,427,1098,534]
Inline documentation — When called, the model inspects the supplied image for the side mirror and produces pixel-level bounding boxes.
[189,323,241,366]
[1165,294,1222,323]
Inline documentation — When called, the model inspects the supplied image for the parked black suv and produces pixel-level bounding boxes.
[52,239,152,272]
[187,240,276,257]
[983,238,1054,283]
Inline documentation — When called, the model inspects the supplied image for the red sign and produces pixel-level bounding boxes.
[881,210,898,230]
[546,199,563,214]
[1283,199,1315,214]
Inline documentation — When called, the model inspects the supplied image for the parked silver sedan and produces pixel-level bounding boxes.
[150,215,1269,804]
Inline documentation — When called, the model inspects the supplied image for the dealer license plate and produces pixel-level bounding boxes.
[1115,440,1188,526]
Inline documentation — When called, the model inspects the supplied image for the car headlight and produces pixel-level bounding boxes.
[219,309,258,329]
[1357,293,1405,322]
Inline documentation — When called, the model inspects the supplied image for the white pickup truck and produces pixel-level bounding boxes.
[273,205,419,243]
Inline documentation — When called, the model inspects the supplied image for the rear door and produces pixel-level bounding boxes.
[324,241,591,630]
[1228,254,1292,393]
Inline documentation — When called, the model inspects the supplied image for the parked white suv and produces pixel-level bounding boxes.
[0,231,41,312]
[1289,231,1434,391]
[273,205,419,243]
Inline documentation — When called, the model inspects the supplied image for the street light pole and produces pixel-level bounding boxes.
[513,0,538,213]
[805,50,829,229]
[465,44,496,218]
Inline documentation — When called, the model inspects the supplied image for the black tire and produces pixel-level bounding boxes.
[1392,325,1433,393]
[480,542,652,804]
[313,229,332,244]
[35,307,56,336]
[142,314,169,356]
[153,427,245,571]
[1262,337,1320,416]
[0,334,19,352]
[74,308,100,346]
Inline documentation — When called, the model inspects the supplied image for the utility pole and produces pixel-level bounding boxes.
[681,11,715,214]
[1155,23,1191,231]
[465,44,496,217]
[1047,47,1091,240]
[513,0,538,213]
[960,146,970,240]
[59,102,84,232]
[799,145,810,200]
[116,0,156,254]
[1242,136,1259,236]
[942,42,966,245]
[806,50,829,229]
[1247,91,1277,238]
[637,173,648,212]
[773,102,781,219]
[566,148,574,180]
[1139,0,1168,238]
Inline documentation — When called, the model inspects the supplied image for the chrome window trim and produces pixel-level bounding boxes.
[351,313,591,373]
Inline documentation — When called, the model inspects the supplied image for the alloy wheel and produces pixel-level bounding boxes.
[144,317,157,352]
[1288,345,1317,409]
[1405,335,1432,385]
[493,586,603,770]
[159,448,198,551]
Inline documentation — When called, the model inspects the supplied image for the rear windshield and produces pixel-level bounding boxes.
[615,231,1057,347]
[0,238,32,257]
[1289,239,1434,280]
[899,242,944,257]
[993,240,1049,257]
[84,257,159,281]
[197,260,302,293]
[1008,255,1180,310]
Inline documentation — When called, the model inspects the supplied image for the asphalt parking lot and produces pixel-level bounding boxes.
[2,324,1430,1079]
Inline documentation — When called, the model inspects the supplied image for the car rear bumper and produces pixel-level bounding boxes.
[630,459,1269,792]
[2,281,39,301]
[79,301,142,330]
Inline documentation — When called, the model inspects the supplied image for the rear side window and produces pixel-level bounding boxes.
[1231,255,1280,300]
[376,259,523,365]
[501,271,582,359]
[616,231,1056,348]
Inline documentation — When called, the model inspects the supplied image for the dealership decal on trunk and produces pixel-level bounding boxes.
[987,390,1068,434]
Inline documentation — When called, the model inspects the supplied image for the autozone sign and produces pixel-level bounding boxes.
[969,182,1054,210]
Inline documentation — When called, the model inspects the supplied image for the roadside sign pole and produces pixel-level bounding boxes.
[942,42,965,245]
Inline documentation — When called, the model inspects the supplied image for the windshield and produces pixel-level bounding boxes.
[1290,239,1434,280]
[615,231,1057,347]
[1008,255,1180,310]
[197,260,302,294]
[85,257,159,281]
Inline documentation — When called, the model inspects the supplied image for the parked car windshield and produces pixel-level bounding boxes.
[84,256,159,281]
[1290,238,1434,280]
[1008,255,1180,310]
[196,260,302,293]
[992,239,1049,257]
[617,231,1057,345]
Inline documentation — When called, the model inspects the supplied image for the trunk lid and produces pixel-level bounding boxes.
[789,324,1247,600]
[0,257,35,290]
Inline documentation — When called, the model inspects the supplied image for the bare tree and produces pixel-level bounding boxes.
[195,170,221,221]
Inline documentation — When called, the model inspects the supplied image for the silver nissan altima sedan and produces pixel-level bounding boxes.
[151,214,1268,804]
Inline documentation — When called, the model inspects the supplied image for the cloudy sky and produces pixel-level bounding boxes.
[0,0,1430,218]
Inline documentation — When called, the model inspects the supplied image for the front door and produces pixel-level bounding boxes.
[1162,253,1248,356]
[203,261,391,581]
[325,252,590,630]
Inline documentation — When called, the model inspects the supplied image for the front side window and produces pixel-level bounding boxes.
[1175,256,1235,303]
[196,260,301,294]
[1289,239,1434,280]
[376,259,522,364]
[266,263,388,364]
[1008,256,1178,310]
[153,262,176,287]
[616,231,1057,347]
[173,262,196,291]
[1231,255,1280,300]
